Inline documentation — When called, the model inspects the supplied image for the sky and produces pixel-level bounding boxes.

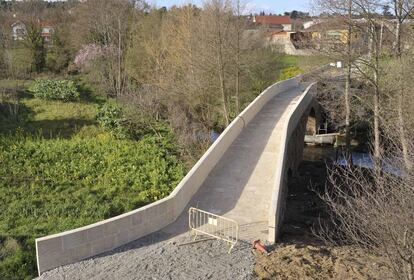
[152,0,313,15]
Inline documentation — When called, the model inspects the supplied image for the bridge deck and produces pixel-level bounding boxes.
[37,84,308,279]
[163,84,306,242]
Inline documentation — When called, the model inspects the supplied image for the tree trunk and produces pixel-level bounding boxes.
[373,68,381,176]
[235,0,241,115]
[395,18,402,57]
[393,0,412,172]
[345,0,353,166]
[345,61,352,165]
[379,21,384,53]
[117,17,122,97]
[216,10,229,127]
[397,63,412,171]
[218,56,229,126]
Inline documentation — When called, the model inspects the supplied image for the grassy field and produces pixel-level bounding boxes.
[0,98,100,138]
[0,81,186,279]
[277,55,332,79]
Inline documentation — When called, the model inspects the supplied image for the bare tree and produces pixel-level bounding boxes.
[124,2,274,160]
[72,0,139,97]
[345,0,353,165]
[352,0,393,175]
[316,4,414,279]
[391,0,414,57]
[314,0,362,165]
[318,156,414,279]
[200,0,236,126]
[389,0,414,172]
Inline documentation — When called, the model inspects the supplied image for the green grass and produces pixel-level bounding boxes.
[276,54,331,79]
[0,93,101,138]
[0,134,185,279]
[0,79,186,279]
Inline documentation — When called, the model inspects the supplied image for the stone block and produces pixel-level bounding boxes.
[68,244,92,261]
[129,224,146,239]
[38,251,69,274]
[142,206,158,223]
[131,212,143,226]
[36,237,62,255]
[156,201,167,216]
[115,230,131,246]
[86,224,105,242]
[91,235,116,255]
[62,230,87,250]
[105,216,131,236]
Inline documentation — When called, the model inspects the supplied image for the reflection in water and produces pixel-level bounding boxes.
[196,130,220,143]
[210,130,220,142]
[336,152,402,176]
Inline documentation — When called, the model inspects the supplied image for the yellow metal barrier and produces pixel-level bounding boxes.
[188,207,238,253]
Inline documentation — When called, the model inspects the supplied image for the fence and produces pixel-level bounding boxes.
[188,207,239,253]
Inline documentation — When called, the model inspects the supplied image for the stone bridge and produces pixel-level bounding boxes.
[35,73,324,275]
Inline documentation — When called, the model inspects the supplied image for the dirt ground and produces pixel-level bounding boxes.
[254,244,393,280]
[253,146,394,280]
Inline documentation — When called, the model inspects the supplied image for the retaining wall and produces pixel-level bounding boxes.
[35,77,301,275]
[267,82,317,243]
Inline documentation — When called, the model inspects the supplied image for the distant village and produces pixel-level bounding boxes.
[4,10,413,56]
[247,13,413,55]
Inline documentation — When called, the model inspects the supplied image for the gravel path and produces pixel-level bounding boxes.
[37,232,255,280]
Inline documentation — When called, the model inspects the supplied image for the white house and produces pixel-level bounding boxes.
[40,22,54,43]
[11,20,54,43]
[11,21,26,41]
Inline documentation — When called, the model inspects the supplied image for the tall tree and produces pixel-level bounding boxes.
[315,0,359,165]
[72,0,139,97]
[11,0,48,73]
[201,0,234,126]
[390,0,414,171]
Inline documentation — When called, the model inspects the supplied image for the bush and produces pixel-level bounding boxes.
[96,102,129,139]
[29,79,80,101]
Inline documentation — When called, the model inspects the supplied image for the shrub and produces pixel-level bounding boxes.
[96,102,129,138]
[29,79,80,101]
